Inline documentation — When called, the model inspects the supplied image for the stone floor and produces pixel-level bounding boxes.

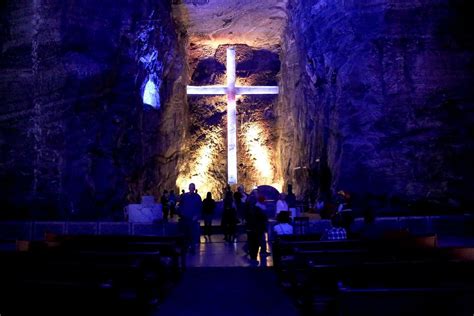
[154,267,299,316]
[186,233,273,268]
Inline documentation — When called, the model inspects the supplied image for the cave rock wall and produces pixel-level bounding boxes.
[278,0,474,211]
[0,0,186,219]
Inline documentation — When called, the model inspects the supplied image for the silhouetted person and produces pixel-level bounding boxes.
[285,184,297,208]
[340,209,355,237]
[286,184,297,218]
[177,189,186,210]
[256,195,269,255]
[359,207,382,240]
[221,191,238,242]
[179,183,202,254]
[234,185,247,224]
[273,211,293,236]
[202,192,216,241]
[161,190,169,222]
[169,190,177,218]
[244,189,261,264]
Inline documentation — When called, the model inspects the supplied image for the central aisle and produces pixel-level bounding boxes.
[186,234,273,267]
[155,232,299,315]
[155,267,299,316]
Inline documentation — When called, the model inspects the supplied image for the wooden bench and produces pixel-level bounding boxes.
[338,284,474,316]
[272,233,472,315]
[0,235,186,315]
[290,254,474,314]
[0,251,158,315]
[48,234,187,274]
[272,234,438,270]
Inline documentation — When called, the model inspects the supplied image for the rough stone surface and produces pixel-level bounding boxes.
[1,0,473,219]
[173,0,288,63]
[0,1,187,219]
[177,44,281,197]
[277,0,474,212]
[172,0,288,197]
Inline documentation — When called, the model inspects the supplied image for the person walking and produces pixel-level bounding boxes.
[178,183,202,254]
[202,192,216,241]
[168,190,177,219]
[221,191,238,242]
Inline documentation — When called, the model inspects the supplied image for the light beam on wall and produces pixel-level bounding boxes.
[176,143,216,196]
[143,78,160,108]
[186,47,278,185]
[243,124,283,191]
[245,125,271,178]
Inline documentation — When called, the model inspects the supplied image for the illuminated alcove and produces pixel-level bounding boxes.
[142,77,160,109]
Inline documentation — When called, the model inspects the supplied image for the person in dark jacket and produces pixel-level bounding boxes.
[160,190,169,222]
[202,192,216,241]
[221,191,238,242]
[245,191,269,264]
[168,190,177,218]
[179,183,202,254]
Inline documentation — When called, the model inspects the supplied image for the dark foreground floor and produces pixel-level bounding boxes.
[155,267,299,316]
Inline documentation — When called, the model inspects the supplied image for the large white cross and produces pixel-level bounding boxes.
[187,47,279,185]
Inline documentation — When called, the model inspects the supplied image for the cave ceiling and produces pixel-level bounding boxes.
[173,0,288,63]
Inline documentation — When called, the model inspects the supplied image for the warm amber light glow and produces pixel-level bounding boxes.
[236,77,246,87]
[244,125,272,179]
[243,124,283,191]
[176,143,216,196]
[204,38,253,50]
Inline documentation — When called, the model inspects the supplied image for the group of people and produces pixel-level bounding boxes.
[169,183,292,261]
[200,184,301,263]
[303,189,352,219]
[159,190,178,222]
[274,187,354,241]
[161,183,355,260]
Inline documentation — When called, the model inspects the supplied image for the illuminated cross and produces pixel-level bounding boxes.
[187,47,279,185]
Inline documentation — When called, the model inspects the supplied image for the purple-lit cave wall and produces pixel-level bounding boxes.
[277,0,474,212]
[0,1,186,219]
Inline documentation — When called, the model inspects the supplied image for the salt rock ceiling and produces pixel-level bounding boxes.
[173,0,288,60]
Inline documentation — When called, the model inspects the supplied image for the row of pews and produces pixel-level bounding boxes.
[272,233,474,316]
[0,234,186,316]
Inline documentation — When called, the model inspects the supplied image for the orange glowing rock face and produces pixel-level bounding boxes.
[177,42,282,196]
[186,47,278,186]
[177,143,216,197]
[244,125,272,179]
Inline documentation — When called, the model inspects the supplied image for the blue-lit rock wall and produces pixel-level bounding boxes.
[278,0,474,212]
[0,0,186,219]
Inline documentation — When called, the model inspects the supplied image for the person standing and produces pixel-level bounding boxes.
[221,191,238,242]
[179,183,202,254]
[285,184,297,218]
[234,185,247,224]
[245,192,270,264]
[275,193,289,217]
[168,190,177,219]
[245,189,260,264]
[178,189,185,207]
[255,195,270,256]
[160,190,169,222]
[202,192,216,241]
